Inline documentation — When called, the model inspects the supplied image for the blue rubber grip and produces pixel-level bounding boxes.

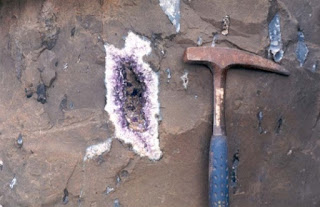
[209,135,229,207]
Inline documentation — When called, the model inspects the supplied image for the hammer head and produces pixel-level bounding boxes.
[184,47,289,76]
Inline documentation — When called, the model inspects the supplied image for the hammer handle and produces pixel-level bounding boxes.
[209,135,229,207]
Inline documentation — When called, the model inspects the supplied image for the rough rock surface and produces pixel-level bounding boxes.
[0,0,319,206]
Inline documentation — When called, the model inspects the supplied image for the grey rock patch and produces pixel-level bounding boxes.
[59,94,68,111]
[180,71,189,89]
[166,68,171,83]
[211,34,219,47]
[312,61,318,72]
[9,176,17,189]
[0,159,3,171]
[268,13,284,63]
[17,134,23,148]
[84,138,113,161]
[62,188,69,204]
[36,84,47,104]
[221,15,230,36]
[296,31,309,67]
[114,199,121,207]
[159,0,180,33]
[197,36,203,46]
[104,186,115,195]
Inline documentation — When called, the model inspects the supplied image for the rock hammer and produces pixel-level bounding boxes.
[183,47,289,207]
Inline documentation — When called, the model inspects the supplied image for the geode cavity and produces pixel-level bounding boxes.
[104,32,161,160]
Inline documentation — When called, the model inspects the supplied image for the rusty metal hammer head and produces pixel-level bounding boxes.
[184,47,289,75]
[183,46,289,136]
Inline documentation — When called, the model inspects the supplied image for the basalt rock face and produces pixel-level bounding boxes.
[0,0,319,207]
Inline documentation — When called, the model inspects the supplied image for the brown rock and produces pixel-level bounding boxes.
[0,0,319,206]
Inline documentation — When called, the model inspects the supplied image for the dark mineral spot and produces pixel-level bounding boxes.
[275,116,283,134]
[71,27,76,37]
[151,33,163,42]
[130,88,138,96]
[120,170,129,178]
[62,188,69,204]
[114,199,121,207]
[231,150,239,193]
[117,57,148,132]
[96,155,105,165]
[256,90,261,96]
[69,101,74,110]
[257,111,263,134]
[17,133,23,148]
[59,94,74,111]
[41,28,60,50]
[99,0,104,6]
[116,175,121,184]
[25,88,33,98]
[36,84,47,104]
[59,94,68,111]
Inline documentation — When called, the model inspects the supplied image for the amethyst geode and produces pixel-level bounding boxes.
[104,32,161,160]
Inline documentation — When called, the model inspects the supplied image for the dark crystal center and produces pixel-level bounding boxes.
[120,59,147,132]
